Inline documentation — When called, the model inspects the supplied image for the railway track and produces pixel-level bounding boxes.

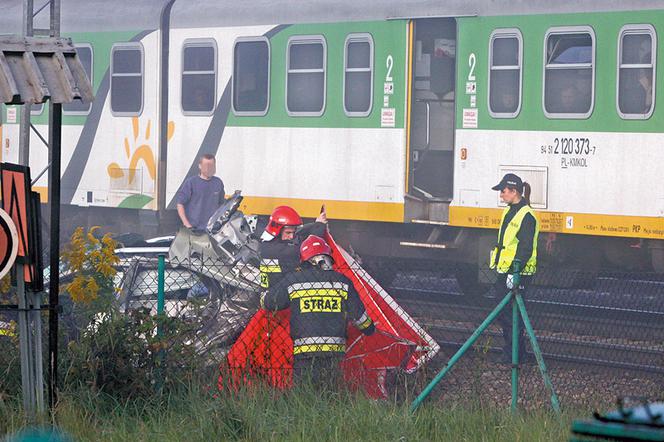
[387,276,664,374]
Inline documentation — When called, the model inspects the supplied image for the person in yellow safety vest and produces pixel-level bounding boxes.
[489,173,540,364]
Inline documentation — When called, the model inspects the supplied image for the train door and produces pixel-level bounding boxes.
[408,18,456,207]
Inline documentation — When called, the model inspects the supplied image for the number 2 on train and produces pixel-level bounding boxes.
[468,53,476,81]
[385,54,394,81]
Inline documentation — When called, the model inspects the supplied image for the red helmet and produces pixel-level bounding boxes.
[300,235,332,262]
[264,206,303,238]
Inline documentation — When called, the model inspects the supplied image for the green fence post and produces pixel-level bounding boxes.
[156,255,166,392]
[511,296,519,414]
[410,291,513,412]
[515,293,561,414]
[157,255,165,324]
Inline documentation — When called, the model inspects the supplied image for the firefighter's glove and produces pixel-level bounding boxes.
[506,259,522,290]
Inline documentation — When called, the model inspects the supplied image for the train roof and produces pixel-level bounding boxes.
[1,0,664,34]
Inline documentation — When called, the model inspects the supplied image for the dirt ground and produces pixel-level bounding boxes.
[410,352,664,411]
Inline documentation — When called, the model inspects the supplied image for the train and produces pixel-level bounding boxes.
[1,0,663,293]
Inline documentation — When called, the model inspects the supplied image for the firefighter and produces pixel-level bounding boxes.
[489,173,540,363]
[260,235,375,389]
[258,205,327,289]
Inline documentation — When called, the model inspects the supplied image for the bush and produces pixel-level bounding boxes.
[59,227,209,400]
[0,269,21,399]
[63,305,207,400]
[0,322,21,400]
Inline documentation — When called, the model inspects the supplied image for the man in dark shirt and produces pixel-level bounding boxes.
[176,154,225,231]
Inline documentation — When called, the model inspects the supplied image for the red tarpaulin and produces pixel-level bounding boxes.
[220,232,439,398]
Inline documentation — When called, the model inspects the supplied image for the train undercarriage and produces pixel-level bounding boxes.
[50,200,664,303]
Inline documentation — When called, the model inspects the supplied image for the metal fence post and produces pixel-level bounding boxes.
[48,102,63,410]
[31,290,44,413]
[515,293,561,414]
[157,255,165,322]
[156,255,165,392]
[16,263,35,418]
[410,290,513,412]
[511,297,519,413]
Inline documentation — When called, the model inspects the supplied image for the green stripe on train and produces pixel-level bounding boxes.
[118,194,154,209]
[5,22,406,130]
[226,20,408,129]
[3,30,140,127]
[456,10,664,133]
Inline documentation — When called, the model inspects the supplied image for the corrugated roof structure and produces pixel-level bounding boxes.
[0,36,93,105]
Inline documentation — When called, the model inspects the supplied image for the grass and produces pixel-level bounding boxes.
[1,382,577,441]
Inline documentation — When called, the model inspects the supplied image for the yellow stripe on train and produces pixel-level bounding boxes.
[449,206,664,240]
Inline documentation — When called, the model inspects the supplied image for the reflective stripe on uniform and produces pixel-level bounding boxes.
[289,288,348,300]
[260,259,282,288]
[259,291,267,309]
[293,336,346,346]
[288,282,348,292]
[293,344,346,355]
[259,265,282,273]
[354,312,373,330]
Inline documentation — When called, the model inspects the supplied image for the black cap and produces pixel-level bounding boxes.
[492,173,523,193]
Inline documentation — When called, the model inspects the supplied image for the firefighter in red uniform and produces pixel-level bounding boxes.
[259,205,327,289]
[260,235,375,388]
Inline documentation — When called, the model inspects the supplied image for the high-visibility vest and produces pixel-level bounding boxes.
[490,205,539,275]
[259,259,282,288]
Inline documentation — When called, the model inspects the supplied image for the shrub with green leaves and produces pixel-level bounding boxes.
[58,227,210,400]
[63,305,207,400]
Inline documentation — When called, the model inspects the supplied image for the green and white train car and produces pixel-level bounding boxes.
[1,0,663,277]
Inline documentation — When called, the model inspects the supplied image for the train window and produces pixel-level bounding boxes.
[181,39,217,116]
[111,43,144,116]
[543,27,595,119]
[286,36,326,116]
[30,103,43,115]
[232,37,270,116]
[617,25,656,119]
[488,29,522,118]
[344,34,373,116]
[64,44,93,115]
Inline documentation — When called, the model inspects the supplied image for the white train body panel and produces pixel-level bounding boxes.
[453,129,664,218]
